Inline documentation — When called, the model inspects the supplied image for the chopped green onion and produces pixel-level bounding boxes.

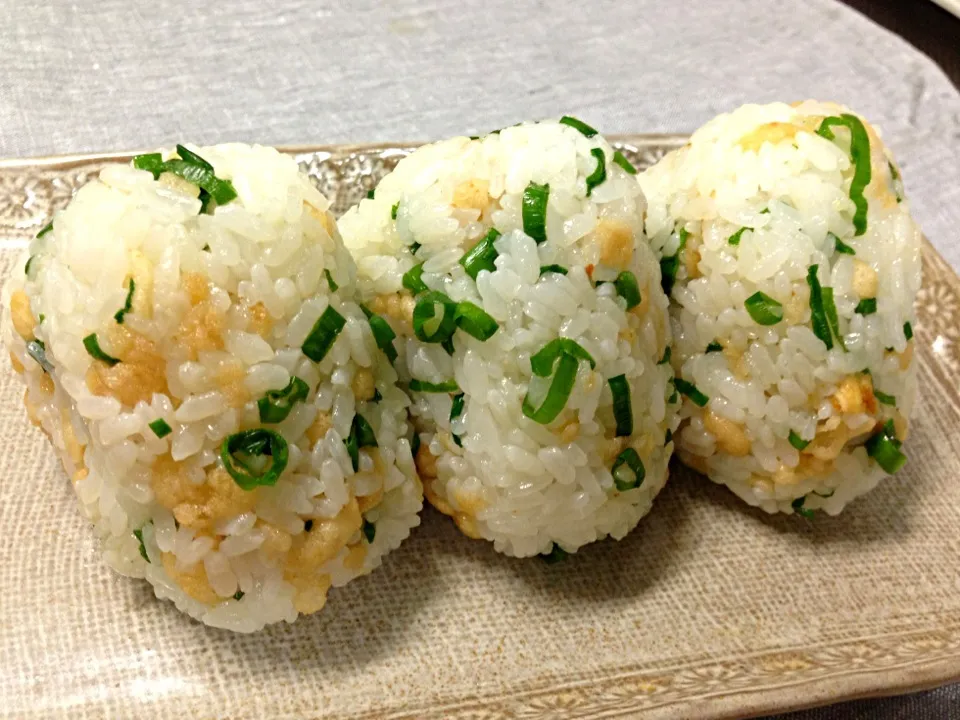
[865,419,907,474]
[233,590,245,601]
[612,150,637,175]
[324,269,338,291]
[402,263,427,294]
[728,227,747,246]
[822,287,846,351]
[304,519,314,532]
[705,341,723,353]
[791,496,815,519]
[459,228,500,280]
[411,432,421,458]
[559,116,598,137]
[611,448,645,491]
[391,202,399,220]
[521,352,580,425]
[26,340,52,373]
[133,528,150,563]
[855,298,877,315]
[258,376,310,423]
[608,374,633,437]
[817,114,872,236]
[674,378,709,407]
[372,389,382,403]
[542,544,569,564]
[221,429,289,490]
[788,430,810,451]
[539,264,568,276]
[454,301,499,341]
[658,347,671,365]
[132,153,164,178]
[744,291,783,326]
[832,233,856,255]
[410,241,422,255]
[903,322,913,341]
[413,291,457,343]
[664,428,673,446]
[585,148,607,196]
[162,159,237,210]
[529,338,596,375]
[113,278,136,324]
[24,255,37,277]
[175,144,213,170]
[149,418,172,439]
[301,306,346,362]
[612,271,642,310]
[441,337,455,356]
[667,382,679,405]
[807,265,834,350]
[409,378,460,393]
[659,229,688,296]
[360,304,398,363]
[83,334,120,366]
[874,389,896,406]
[36,221,53,239]
[522,182,549,244]
[38,314,44,324]
[344,413,378,472]
[450,392,465,447]
[362,519,376,543]
[366,189,375,199]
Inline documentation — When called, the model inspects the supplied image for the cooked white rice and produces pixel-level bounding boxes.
[2,143,422,631]
[639,101,921,515]
[339,120,678,557]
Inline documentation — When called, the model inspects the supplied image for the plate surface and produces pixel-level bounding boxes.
[1,138,959,720]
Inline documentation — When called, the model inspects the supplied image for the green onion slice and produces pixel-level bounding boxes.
[559,116,598,137]
[36,221,53,239]
[817,114,872,236]
[409,378,460,393]
[664,428,673,446]
[402,263,427,294]
[792,496,815,519]
[903,322,913,341]
[542,544,569,564]
[660,228,688,296]
[832,234,856,255]
[258,376,310,423]
[24,255,37,277]
[674,378,709,407]
[413,291,458,343]
[149,418,173,439]
[855,298,877,315]
[344,413,378,472]
[521,352,580,425]
[233,590,245,601]
[391,202,399,220]
[450,392,465,447]
[522,182,549,244]
[302,305,346,362]
[133,528,150,562]
[360,304,398,363]
[611,447,645,491]
[366,189,375,199]
[459,228,500,280]
[454,301,499,341]
[613,270,642,309]
[410,241,421,255]
[529,338,596,375]
[441,337,455,356]
[658,347,671,365]
[26,340,52,373]
[411,432,421,458]
[608,374,633,437]
[612,150,637,175]
[744,291,783,326]
[540,264,568,276]
[175,144,213,170]
[874,390,896,406]
[705,341,723,353]
[822,287,846,351]
[221,429,289,490]
[162,159,237,209]
[788,430,810,450]
[362,519,376,543]
[133,153,165,178]
[585,148,606,196]
[728,227,747,246]
[807,265,833,350]
[324,269,338,291]
[865,419,907,474]
[114,278,136,324]
[83,334,120,366]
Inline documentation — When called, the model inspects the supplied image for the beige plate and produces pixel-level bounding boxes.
[1,137,959,720]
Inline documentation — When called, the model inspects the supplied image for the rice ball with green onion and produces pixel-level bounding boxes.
[2,143,422,631]
[339,119,678,558]
[639,101,920,516]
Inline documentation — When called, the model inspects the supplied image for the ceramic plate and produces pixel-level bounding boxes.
[1,138,959,720]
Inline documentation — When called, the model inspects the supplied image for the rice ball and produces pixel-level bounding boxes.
[340,119,678,558]
[2,143,422,631]
[639,101,921,516]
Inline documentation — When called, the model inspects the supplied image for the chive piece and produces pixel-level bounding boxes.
[613,271,642,310]
[362,519,376,543]
[149,418,173,439]
[304,519,314,532]
[162,158,237,208]
[659,347,671,365]
[411,432,421,458]
[26,340,52,373]
[539,264,568,276]
[585,148,607,196]
[324,269,338,291]
[674,378,709,407]
[744,291,783,326]
[454,301,499,341]
[360,305,398,363]
[522,182,550,244]
[221,429,289,490]
[667,381,679,405]
[816,114,872,236]
[413,291,458,343]
[664,428,673,446]
[402,263,427,294]
[113,278,136,324]
[344,427,359,471]
[302,306,346,362]
[391,202,399,220]
[233,590,245,601]
[855,298,877,315]
[529,338,596,375]
[409,378,460,393]
[410,241,422,255]
[611,448,645,491]
[258,376,310,423]
[903,322,913,341]
[788,430,810,450]
[522,351,580,424]
[807,265,833,350]
[459,228,500,279]
[133,528,150,563]
[441,337,455,355]
[728,228,747,246]
[36,221,53,239]
[875,390,896,406]
[659,228,688,296]
[705,341,723,353]
[832,235,856,255]
[559,116,598,137]
[24,256,37,276]
[866,419,907,474]
[450,392,465,448]
[38,314,45,324]
[175,144,213,170]
[608,374,633,437]
[366,189,375,199]
[792,496,815,519]
[344,414,378,472]
[822,287,846,351]
[132,153,165,178]
[83,334,120,366]
[372,388,382,403]
[612,150,637,175]
[542,544,569,564]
